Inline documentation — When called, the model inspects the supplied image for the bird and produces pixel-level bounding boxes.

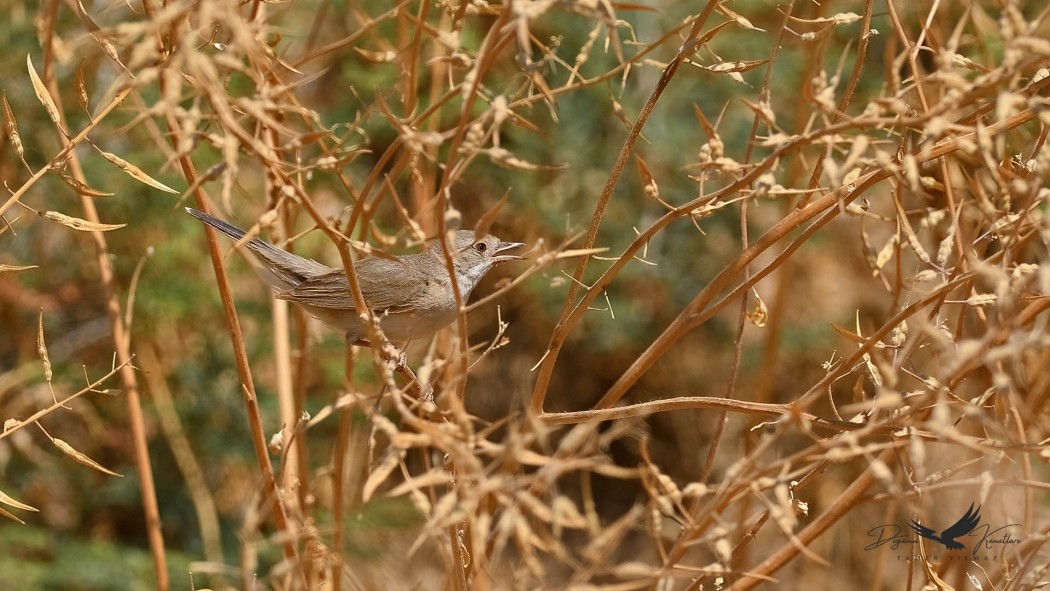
[909,503,981,550]
[185,207,525,347]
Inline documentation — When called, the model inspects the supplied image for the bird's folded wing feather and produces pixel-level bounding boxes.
[276,256,424,312]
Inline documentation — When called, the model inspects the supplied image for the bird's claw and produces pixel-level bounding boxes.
[378,340,408,371]
[392,349,408,371]
[419,384,435,403]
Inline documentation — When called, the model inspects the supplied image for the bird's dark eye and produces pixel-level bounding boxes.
[475,242,488,253]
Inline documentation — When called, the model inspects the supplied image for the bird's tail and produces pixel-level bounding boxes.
[185,207,330,290]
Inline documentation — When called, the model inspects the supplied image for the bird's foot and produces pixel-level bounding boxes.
[351,335,430,401]
[418,383,435,403]
[380,342,408,371]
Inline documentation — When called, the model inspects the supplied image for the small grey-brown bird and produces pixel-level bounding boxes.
[186,208,525,346]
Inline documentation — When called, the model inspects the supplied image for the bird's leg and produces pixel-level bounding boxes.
[379,340,408,371]
[348,331,408,370]
[348,333,433,402]
[379,340,434,402]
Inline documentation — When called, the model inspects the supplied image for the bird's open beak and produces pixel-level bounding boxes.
[493,241,527,262]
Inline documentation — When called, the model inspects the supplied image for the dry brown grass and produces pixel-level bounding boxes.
[2,0,1050,589]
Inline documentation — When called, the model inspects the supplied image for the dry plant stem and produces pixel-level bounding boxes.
[31,40,168,585]
[530,3,719,414]
[434,10,515,411]
[701,167,760,483]
[143,13,302,571]
[715,513,771,591]
[746,0,801,410]
[331,402,354,591]
[413,13,515,587]
[291,308,313,516]
[265,129,303,527]
[724,449,896,591]
[82,135,171,586]
[886,0,933,115]
[402,0,428,115]
[291,2,410,69]
[866,501,899,591]
[682,417,891,570]
[187,196,302,569]
[273,298,300,495]
[1001,399,1033,530]
[400,10,433,226]
[540,397,868,433]
[700,294,742,483]
[877,476,1050,497]
[344,135,404,237]
[38,0,59,83]
[419,7,451,229]
[546,45,1046,414]
[0,360,132,441]
[705,403,1050,583]
[285,308,317,579]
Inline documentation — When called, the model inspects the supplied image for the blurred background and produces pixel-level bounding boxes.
[1,1,1049,589]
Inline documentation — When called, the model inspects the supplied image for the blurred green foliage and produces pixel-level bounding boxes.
[0,523,193,591]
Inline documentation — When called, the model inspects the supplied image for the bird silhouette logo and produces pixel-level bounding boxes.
[909,503,982,551]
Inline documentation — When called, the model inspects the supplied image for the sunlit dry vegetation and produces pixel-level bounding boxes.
[1,0,1050,589]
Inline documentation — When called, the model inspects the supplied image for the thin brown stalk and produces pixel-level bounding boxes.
[530,2,722,413]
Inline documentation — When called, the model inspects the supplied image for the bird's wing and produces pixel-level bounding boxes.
[276,256,425,312]
[941,503,981,541]
[909,521,937,539]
